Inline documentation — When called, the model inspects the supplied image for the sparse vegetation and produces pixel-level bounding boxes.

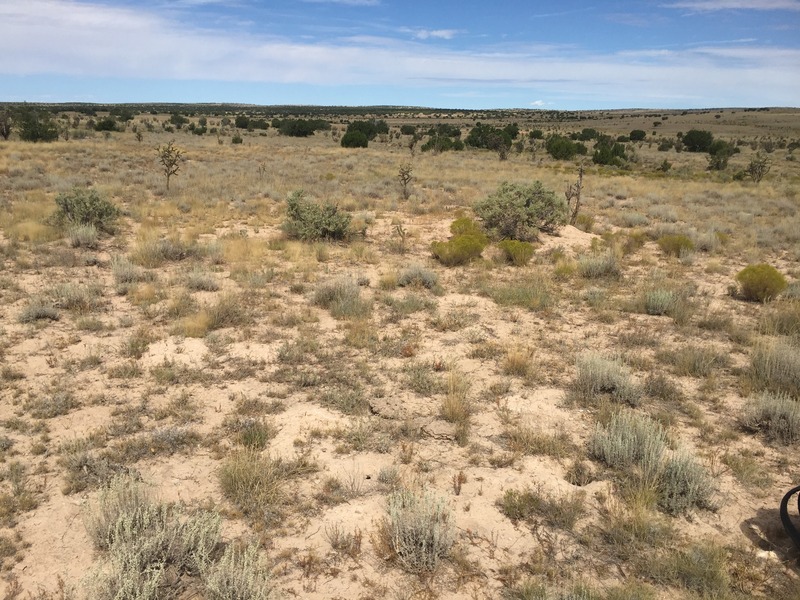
[2,106,799,599]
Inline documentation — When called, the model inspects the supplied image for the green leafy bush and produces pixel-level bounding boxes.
[52,188,120,233]
[473,181,567,241]
[736,263,787,302]
[313,277,371,319]
[283,190,352,241]
[657,234,695,257]
[497,240,535,266]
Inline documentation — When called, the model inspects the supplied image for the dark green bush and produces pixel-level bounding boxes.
[473,181,567,241]
[18,109,59,142]
[52,188,120,233]
[545,135,587,160]
[657,234,695,257]
[341,130,368,148]
[736,263,787,302]
[497,240,535,266]
[283,190,352,241]
[344,119,388,141]
[630,129,646,141]
[682,129,714,152]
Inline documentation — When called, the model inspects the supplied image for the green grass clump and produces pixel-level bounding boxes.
[380,488,454,574]
[643,288,676,316]
[484,275,552,311]
[67,223,99,249]
[740,390,800,444]
[131,236,202,268]
[218,450,315,526]
[497,239,535,266]
[18,297,59,323]
[736,263,787,302]
[497,488,586,531]
[577,251,620,279]
[759,300,800,337]
[397,264,439,289]
[750,339,800,398]
[657,234,695,257]
[313,277,371,319]
[650,542,729,598]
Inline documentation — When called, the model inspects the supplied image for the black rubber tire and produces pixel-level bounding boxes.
[780,484,800,549]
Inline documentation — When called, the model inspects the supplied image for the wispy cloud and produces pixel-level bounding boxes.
[404,28,460,40]
[664,0,800,11]
[1,1,798,107]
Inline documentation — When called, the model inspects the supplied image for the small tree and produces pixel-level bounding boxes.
[18,109,59,142]
[746,153,770,183]
[707,140,735,171]
[629,129,646,142]
[565,165,584,226]
[398,164,413,200]
[156,140,184,191]
[682,129,714,152]
[0,110,11,140]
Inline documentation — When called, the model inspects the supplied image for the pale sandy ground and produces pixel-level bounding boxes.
[1,193,798,600]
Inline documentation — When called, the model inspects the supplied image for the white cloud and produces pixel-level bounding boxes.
[530,100,546,107]
[664,0,800,11]
[1,1,798,107]
[410,29,459,40]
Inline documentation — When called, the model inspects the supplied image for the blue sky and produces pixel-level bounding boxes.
[2,0,799,109]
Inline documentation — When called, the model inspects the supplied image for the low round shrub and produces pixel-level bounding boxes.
[283,190,351,241]
[497,240,535,266]
[52,187,120,233]
[657,234,695,257]
[341,130,368,148]
[473,181,567,241]
[430,235,487,266]
[736,263,787,302]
